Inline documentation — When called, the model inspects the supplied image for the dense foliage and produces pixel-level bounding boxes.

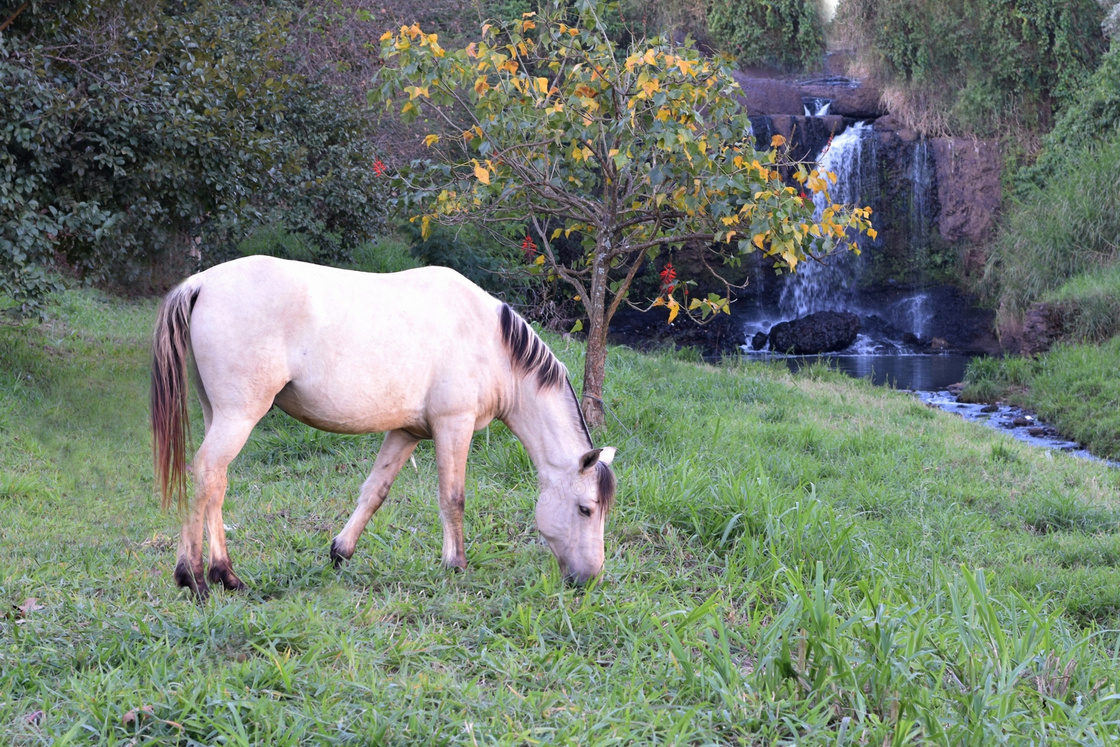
[373,0,871,424]
[982,43,1120,334]
[834,0,1108,137]
[707,0,824,72]
[0,1,386,315]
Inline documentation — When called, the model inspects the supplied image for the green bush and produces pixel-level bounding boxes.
[0,0,387,315]
[834,0,1108,137]
[707,0,824,72]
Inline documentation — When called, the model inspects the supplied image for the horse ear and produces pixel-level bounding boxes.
[580,446,617,472]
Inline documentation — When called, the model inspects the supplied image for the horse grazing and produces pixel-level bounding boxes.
[151,255,617,599]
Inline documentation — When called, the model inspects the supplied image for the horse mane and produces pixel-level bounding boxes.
[499,304,594,447]
[499,304,566,390]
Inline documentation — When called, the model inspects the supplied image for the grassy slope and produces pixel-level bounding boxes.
[3,290,1120,744]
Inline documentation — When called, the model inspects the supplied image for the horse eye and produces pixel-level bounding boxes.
[578,505,592,517]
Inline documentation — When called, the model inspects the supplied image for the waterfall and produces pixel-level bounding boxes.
[909,139,933,247]
[778,121,874,318]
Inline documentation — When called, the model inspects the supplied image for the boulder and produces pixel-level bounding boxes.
[768,310,861,354]
[750,331,769,350]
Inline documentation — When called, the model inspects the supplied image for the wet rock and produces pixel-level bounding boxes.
[929,337,949,351]
[1012,416,1034,427]
[1027,427,1049,437]
[769,310,860,355]
[751,331,769,351]
[980,404,999,413]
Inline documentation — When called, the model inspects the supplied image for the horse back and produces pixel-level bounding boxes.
[188,256,510,434]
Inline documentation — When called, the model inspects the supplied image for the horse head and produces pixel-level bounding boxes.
[535,446,617,584]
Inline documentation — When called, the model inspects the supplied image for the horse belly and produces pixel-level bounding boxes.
[272,376,426,435]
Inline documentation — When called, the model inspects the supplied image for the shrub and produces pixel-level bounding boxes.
[707,0,825,72]
[834,0,1108,137]
[0,0,387,315]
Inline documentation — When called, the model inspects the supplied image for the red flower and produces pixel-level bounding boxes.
[372,159,387,176]
[659,262,677,292]
[521,235,538,258]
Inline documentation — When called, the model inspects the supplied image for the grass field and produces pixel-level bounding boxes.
[3,289,1120,745]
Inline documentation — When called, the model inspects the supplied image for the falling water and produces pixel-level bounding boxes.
[778,121,873,318]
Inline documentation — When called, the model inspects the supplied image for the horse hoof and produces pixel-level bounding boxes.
[208,563,247,591]
[174,559,209,600]
[329,538,351,568]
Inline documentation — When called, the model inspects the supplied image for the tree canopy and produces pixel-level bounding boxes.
[373,0,873,425]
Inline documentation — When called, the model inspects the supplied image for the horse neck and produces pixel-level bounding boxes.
[502,381,590,481]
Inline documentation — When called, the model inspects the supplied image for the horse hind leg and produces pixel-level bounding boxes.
[331,429,419,567]
[176,415,258,597]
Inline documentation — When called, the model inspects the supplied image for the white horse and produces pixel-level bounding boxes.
[151,255,616,599]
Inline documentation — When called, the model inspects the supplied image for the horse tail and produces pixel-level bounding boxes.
[151,281,201,512]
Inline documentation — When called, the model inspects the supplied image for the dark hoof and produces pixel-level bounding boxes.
[174,559,210,601]
[329,538,351,569]
[208,562,248,592]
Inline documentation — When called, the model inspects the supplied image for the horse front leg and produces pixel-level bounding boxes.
[432,417,474,570]
[331,429,419,567]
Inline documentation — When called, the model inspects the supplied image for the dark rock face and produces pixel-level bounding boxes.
[768,310,861,354]
[1020,302,1066,355]
[930,138,1002,243]
[607,306,747,358]
[749,114,845,161]
[799,80,887,118]
[730,72,804,115]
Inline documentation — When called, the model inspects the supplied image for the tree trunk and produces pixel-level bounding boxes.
[580,248,610,428]
[581,313,608,428]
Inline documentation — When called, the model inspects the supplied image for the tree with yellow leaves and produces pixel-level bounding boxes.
[373,0,873,427]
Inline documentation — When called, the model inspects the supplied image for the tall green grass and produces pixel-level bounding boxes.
[3,289,1120,744]
[962,338,1120,460]
[986,131,1120,328]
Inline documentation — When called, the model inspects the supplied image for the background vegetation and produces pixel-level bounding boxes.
[0,0,387,316]
[4,290,1120,744]
[833,0,1108,138]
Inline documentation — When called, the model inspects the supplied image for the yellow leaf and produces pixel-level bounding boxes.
[534,254,545,266]
[867,228,878,240]
[474,162,490,184]
[474,76,490,95]
[752,233,766,249]
[651,297,665,307]
[481,23,492,35]
[573,295,581,301]
[551,228,562,239]
[666,296,680,323]
[380,31,393,42]
[770,134,786,148]
[423,134,440,147]
[421,215,432,240]
[521,19,536,30]
[688,298,704,310]
[536,77,549,94]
